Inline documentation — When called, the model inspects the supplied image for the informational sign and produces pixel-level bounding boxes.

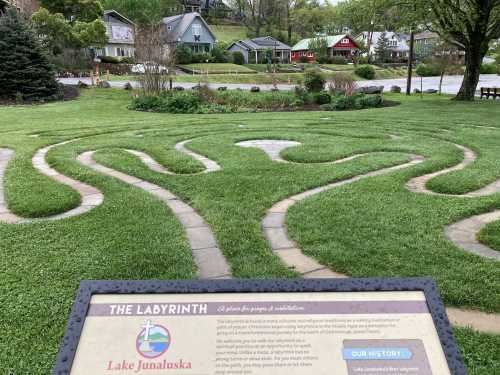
[112,25,133,41]
[54,279,467,375]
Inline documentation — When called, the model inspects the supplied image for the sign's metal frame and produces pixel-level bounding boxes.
[54,277,468,375]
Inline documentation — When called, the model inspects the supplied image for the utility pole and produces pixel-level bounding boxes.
[406,28,415,95]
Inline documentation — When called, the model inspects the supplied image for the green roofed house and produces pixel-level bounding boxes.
[291,35,360,63]
[162,12,217,54]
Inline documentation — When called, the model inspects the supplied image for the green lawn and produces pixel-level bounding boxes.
[209,24,248,43]
[179,63,257,74]
[107,65,407,84]
[0,89,499,374]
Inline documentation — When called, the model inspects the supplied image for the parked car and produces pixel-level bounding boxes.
[131,62,169,74]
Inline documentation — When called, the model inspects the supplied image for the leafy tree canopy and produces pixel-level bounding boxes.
[32,7,107,55]
[39,0,104,22]
[100,0,183,25]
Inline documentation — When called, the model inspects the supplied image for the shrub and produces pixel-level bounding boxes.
[480,63,499,74]
[328,73,357,96]
[176,44,192,64]
[355,65,376,79]
[333,95,356,110]
[123,82,133,90]
[357,94,383,108]
[232,51,245,65]
[0,8,61,101]
[250,86,260,92]
[303,68,326,92]
[321,93,383,111]
[294,85,313,104]
[120,57,136,64]
[316,55,331,64]
[130,91,202,113]
[313,91,331,104]
[100,56,120,64]
[211,46,228,63]
[416,63,440,77]
[331,56,348,65]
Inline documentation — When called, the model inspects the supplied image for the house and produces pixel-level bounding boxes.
[94,10,135,59]
[227,36,291,64]
[0,0,38,14]
[180,0,230,15]
[414,31,440,59]
[162,12,217,54]
[359,31,409,61]
[291,35,360,63]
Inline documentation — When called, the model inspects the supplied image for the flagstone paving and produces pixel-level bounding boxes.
[238,139,500,333]
[77,147,231,280]
[407,144,500,260]
[0,141,103,224]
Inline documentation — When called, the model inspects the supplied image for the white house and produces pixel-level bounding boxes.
[359,31,410,60]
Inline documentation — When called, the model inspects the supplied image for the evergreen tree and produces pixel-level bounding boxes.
[374,32,391,63]
[0,8,61,101]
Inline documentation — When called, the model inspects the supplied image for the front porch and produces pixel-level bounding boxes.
[248,49,291,64]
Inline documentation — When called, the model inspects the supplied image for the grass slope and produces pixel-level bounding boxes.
[0,89,499,373]
[209,24,248,43]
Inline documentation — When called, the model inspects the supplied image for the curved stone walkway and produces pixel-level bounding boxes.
[126,139,221,175]
[240,139,500,333]
[406,144,500,260]
[77,150,231,279]
[236,140,368,165]
[0,141,103,224]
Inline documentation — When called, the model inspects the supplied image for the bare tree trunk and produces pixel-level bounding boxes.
[439,70,444,95]
[455,44,484,101]
[406,30,415,96]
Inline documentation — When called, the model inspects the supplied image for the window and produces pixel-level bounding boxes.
[167,25,172,31]
[116,47,127,57]
[341,38,349,44]
[192,24,201,36]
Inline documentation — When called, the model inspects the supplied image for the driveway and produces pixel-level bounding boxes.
[59,74,500,95]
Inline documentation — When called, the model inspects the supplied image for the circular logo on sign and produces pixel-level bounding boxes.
[136,320,171,359]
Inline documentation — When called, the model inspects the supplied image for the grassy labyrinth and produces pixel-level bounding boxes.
[0,90,499,374]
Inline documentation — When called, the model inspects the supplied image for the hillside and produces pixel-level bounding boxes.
[209,24,248,43]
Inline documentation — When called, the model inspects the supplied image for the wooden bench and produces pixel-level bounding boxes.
[480,87,500,99]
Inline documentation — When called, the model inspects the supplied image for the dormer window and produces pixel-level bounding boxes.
[192,24,201,36]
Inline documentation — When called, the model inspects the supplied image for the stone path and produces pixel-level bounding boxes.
[236,140,368,165]
[237,139,500,333]
[127,140,221,175]
[0,141,103,224]
[407,144,500,261]
[77,144,230,280]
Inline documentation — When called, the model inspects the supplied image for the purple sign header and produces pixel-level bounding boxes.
[87,300,429,317]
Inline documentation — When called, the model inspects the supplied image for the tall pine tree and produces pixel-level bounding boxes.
[374,32,391,63]
[0,8,61,101]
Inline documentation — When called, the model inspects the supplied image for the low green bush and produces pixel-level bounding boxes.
[331,56,348,65]
[303,68,326,92]
[416,63,441,77]
[313,91,331,104]
[176,44,192,64]
[321,93,383,111]
[232,51,245,65]
[355,65,376,79]
[480,63,499,74]
[100,56,120,64]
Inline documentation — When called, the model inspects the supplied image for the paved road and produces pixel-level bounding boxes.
[60,74,500,95]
